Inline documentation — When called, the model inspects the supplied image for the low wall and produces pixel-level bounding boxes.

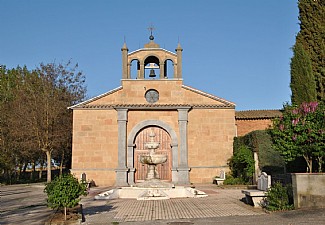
[291,173,325,209]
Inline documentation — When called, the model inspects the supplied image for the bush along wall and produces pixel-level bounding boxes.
[234,130,286,176]
[227,145,255,185]
[262,182,294,211]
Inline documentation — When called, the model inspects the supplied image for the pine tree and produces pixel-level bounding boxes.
[290,43,317,105]
[295,0,325,102]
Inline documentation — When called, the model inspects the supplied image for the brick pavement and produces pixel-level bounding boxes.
[81,185,265,224]
[1,183,325,225]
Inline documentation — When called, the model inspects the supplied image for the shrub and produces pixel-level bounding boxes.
[263,182,294,211]
[223,173,247,185]
[235,130,286,175]
[44,173,88,220]
[228,145,254,183]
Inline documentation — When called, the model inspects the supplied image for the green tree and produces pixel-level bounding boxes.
[0,66,19,182]
[295,0,325,102]
[44,173,87,220]
[290,43,317,105]
[269,102,325,172]
[0,62,86,183]
[0,66,39,182]
[19,61,86,182]
[228,145,255,183]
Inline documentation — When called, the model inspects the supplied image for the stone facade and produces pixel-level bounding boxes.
[70,37,236,186]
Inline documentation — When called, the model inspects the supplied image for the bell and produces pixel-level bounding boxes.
[149,69,156,78]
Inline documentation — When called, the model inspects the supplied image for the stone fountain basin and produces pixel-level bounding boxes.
[140,154,167,164]
[95,186,208,200]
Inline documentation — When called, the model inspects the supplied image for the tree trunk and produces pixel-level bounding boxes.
[303,155,313,173]
[64,206,67,221]
[17,164,22,181]
[39,166,43,179]
[23,163,27,173]
[46,150,52,182]
[317,156,323,172]
[60,151,64,176]
[309,159,313,173]
[30,161,35,180]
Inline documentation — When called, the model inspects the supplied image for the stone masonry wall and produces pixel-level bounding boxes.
[89,80,227,105]
[71,109,118,186]
[188,109,235,183]
[72,80,236,186]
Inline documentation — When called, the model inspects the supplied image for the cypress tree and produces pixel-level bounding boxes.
[290,43,317,105]
[295,0,325,102]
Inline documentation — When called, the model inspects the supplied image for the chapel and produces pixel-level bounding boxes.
[70,33,236,186]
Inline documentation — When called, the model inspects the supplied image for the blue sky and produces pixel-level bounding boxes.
[0,0,299,110]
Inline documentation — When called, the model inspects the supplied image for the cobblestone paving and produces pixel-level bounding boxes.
[82,187,264,224]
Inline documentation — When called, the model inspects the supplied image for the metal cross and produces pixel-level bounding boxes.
[148,24,155,36]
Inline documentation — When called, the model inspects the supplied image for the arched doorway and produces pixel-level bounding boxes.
[134,126,172,182]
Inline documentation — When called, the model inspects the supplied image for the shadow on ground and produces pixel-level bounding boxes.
[83,204,115,215]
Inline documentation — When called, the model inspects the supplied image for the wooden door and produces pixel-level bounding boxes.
[134,126,172,182]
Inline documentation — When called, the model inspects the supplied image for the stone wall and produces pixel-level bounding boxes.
[188,109,234,183]
[71,109,118,186]
[292,173,325,209]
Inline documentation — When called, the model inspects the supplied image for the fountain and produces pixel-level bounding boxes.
[140,130,166,180]
[95,129,207,200]
[136,130,173,190]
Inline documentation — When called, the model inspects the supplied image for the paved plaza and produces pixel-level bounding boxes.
[1,183,325,225]
[81,185,263,224]
[0,183,52,225]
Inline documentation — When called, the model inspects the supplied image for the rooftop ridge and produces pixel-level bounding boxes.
[68,86,123,109]
[182,85,236,106]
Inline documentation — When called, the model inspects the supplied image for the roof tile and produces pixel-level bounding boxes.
[235,109,282,119]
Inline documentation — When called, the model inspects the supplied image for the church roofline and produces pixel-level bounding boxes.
[70,103,235,110]
[68,86,123,109]
[182,85,236,106]
[128,48,176,56]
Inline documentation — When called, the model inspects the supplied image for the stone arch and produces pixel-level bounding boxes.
[129,58,140,79]
[164,59,175,78]
[127,120,178,184]
[144,55,160,65]
[144,55,160,78]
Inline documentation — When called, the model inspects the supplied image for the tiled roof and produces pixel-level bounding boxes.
[72,104,234,110]
[235,109,282,119]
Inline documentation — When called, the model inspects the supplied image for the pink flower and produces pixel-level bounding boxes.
[309,102,318,112]
[279,124,284,131]
[299,102,319,115]
[292,109,298,114]
[292,118,299,126]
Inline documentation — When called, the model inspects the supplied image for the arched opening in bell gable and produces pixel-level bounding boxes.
[144,56,160,79]
[130,59,140,79]
[164,59,175,79]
